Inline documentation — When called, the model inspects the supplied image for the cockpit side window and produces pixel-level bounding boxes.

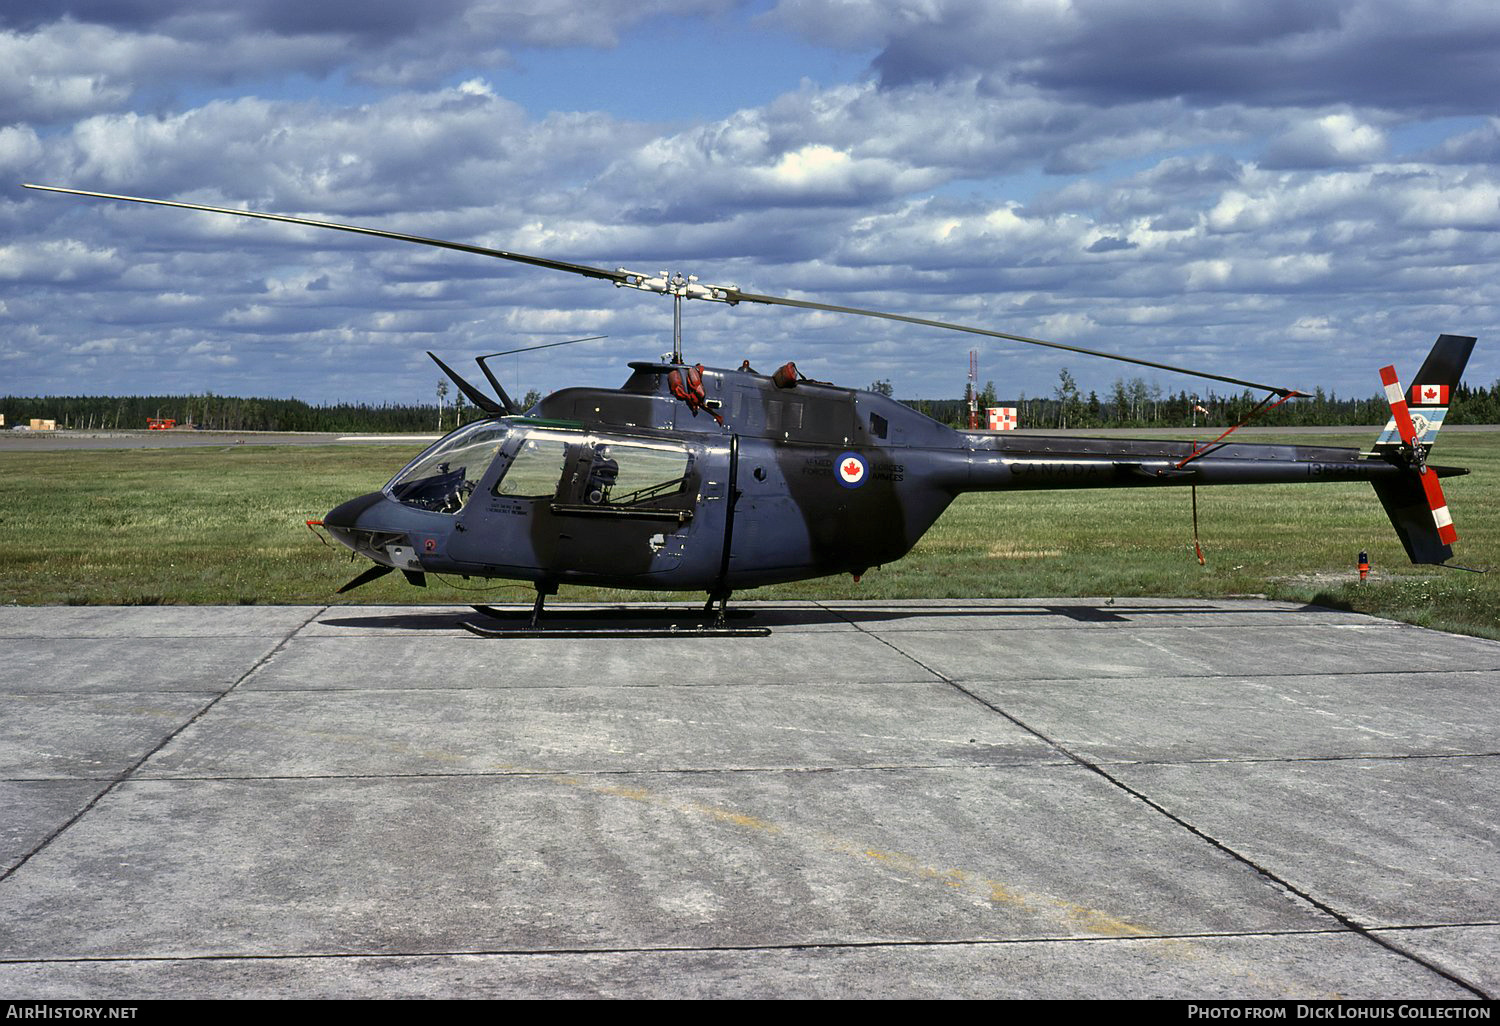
[494,437,571,498]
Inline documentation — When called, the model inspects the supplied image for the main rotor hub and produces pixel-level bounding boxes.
[615,269,742,305]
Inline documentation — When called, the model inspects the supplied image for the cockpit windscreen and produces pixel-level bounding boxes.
[385,421,510,513]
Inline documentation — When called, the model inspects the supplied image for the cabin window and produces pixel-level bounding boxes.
[765,399,804,433]
[491,431,692,506]
[599,442,690,505]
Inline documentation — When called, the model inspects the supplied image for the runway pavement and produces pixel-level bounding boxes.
[1,598,1496,999]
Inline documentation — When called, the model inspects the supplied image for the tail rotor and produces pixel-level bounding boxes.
[1371,334,1475,565]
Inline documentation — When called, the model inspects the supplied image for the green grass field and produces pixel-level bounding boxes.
[2,430,1496,639]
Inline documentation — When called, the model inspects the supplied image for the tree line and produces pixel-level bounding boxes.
[1,382,550,434]
[7,373,1499,434]
[898,371,1500,430]
[1,394,446,433]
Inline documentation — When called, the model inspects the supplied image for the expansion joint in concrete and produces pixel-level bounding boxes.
[0,606,326,887]
[821,604,1494,1000]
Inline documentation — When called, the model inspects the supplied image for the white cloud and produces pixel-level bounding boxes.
[1392,175,1500,229]
[773,0,1500,116]
[3,1,1497,403]
[1264,112,1388,168]
[0,239,120,282]
[0,20,343,125]
[0,1,738,124]
[1427,118,1500,163]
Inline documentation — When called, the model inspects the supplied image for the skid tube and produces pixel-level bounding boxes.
[461,592,771,638]
[460,621,772,638]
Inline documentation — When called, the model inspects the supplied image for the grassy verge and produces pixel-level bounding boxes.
[1,432,1496,639]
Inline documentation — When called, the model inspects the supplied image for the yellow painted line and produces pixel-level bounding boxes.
[162,712,1157,941]
[65,686,1351,993]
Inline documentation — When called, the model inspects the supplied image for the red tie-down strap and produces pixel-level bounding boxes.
[1175,389,1301,565]
[668,363,724,424]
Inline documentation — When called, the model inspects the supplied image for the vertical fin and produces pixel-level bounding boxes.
[1374,334,1475,450]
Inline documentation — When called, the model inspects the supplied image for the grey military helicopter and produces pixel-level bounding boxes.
[25,184,1476,636]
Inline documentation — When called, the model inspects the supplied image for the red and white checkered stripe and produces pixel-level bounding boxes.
[987,407,1017,430]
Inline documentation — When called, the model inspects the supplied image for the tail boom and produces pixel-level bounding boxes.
[949,328,1478,567]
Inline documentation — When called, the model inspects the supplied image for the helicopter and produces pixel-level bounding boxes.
[23,184,1476,637]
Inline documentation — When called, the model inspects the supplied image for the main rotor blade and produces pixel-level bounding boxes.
[728,289,1304,398]
[23,183,633,287]
[26,182,1304,396]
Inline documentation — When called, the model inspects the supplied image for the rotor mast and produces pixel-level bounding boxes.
[673,289,683,364]
[614,270,733,364]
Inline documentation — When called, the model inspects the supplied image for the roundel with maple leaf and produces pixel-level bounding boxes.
[835,451,867,489]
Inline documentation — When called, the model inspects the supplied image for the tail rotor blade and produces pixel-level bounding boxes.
[1418,468,1458,546]
[1380,365,1421,449]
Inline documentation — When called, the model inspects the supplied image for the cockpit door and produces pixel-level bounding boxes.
[546,436,701,578]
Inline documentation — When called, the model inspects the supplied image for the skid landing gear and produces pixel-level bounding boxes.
[460,586,770,638]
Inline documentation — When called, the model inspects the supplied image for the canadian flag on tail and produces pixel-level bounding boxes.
[1411,383,1450,405]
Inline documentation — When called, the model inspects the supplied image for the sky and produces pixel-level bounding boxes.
[2,0,1498,407]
